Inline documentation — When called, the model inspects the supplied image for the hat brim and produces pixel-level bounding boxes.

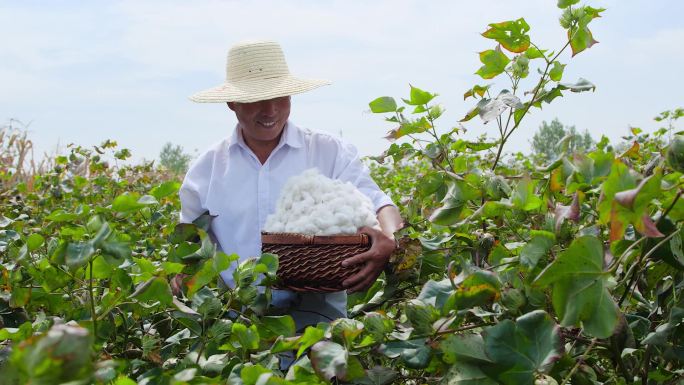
[189,75,331,103]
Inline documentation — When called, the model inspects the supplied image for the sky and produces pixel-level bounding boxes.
[1,0,683,165]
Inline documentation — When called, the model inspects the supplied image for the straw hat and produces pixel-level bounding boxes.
[189,40,330,103]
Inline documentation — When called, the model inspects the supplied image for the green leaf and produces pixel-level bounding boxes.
[446,270,501,311]
[524,47,546,59]
[549,61,566,81]
[297,326,325,358]
[26,234,45,252]
[369,97,398,113]
[240,364,271,385]
[520,233,555,270]
[534,236,619,338]
[65,242,95,270]
[330,318,365,347]
[558,0,579,8]
[440,333,491,364]
[569,25,598,57]
[460,105,481,122]
[112,193,146,212]
[483,310,562,385]
[362,312,394,342]
[441,361,498,385]
[259,316,295,340]
[481,200,514,218]
[404,300,438,335]
[644,219,684,270]
[403,85,436,106]
[430,181,479,225]
[131,277,173,306]
[256,253,278,277]
[150,181,180,200]
[46,209,79,222]
[10,287,31,307]
[310,341,362,381]
[385,117,432,140]
[599,161,636,223]
[482,18,531,53]
[231,323,260,351]
[560,6,604,56]
[537,86,564,105]
[610,174,664,241]
[511,177,542,211]
[475,46,510,79]
[379,338,432,369]
[182,231,218,263]
[463,84,491,100]
[417,279,453,310]
[0,322,34,341]
[364,366,399,385]
[187,260,218,298]
[88,255,113,279]
[466,141,498,152]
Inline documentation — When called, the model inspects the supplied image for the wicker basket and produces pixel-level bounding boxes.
[261,232,371,293]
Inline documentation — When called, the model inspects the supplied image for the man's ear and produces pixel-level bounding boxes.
[227,102,235,111]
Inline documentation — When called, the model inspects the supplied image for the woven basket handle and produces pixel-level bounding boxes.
[261,232,370,246]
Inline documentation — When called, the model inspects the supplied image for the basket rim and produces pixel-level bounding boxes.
[261,231,369,245]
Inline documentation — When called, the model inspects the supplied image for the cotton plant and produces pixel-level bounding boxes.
[264,168,378,235]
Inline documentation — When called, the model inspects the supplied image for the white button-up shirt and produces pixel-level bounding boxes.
[179,121,394,317]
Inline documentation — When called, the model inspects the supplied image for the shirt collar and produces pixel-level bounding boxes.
[228,120,304,152]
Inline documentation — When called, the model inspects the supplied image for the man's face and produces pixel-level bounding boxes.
[227,96,291,147]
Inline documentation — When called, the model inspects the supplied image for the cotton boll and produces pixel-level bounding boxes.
[334,213,353,230]
[300,222,319,235]
[324,225,342,235]
[262,168,379,235]
[270,222,285,233]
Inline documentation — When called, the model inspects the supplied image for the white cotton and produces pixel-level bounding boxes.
[263,168,379,235]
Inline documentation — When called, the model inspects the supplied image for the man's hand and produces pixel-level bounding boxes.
[341,226,397,293]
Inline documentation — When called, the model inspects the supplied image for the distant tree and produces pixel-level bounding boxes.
[159,142,193,175]
[530,118,594,161]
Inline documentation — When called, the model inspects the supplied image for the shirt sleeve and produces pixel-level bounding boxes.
[329,139,395,212]
[179,150,213,224]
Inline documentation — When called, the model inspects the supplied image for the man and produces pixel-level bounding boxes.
[179,40,402,329]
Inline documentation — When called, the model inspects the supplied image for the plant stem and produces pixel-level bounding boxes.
[657,190,682,225]
[89,259,98,339]
[642,345,651,385]
[609,236,647,273]
[490,38,573,171]
[425,109,455,174]
[618,230,679,306]
[561,338,596,385]
[411,322,495,340]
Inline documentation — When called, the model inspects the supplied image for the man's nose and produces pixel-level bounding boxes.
[260,100,278,115]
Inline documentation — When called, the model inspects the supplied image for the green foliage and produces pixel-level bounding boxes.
[159,142,193,175]
[2,3,683,385]
[363,2,683,383]
[530,118,594,161]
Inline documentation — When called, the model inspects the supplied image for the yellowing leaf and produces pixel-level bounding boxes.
[482,18,531,53]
